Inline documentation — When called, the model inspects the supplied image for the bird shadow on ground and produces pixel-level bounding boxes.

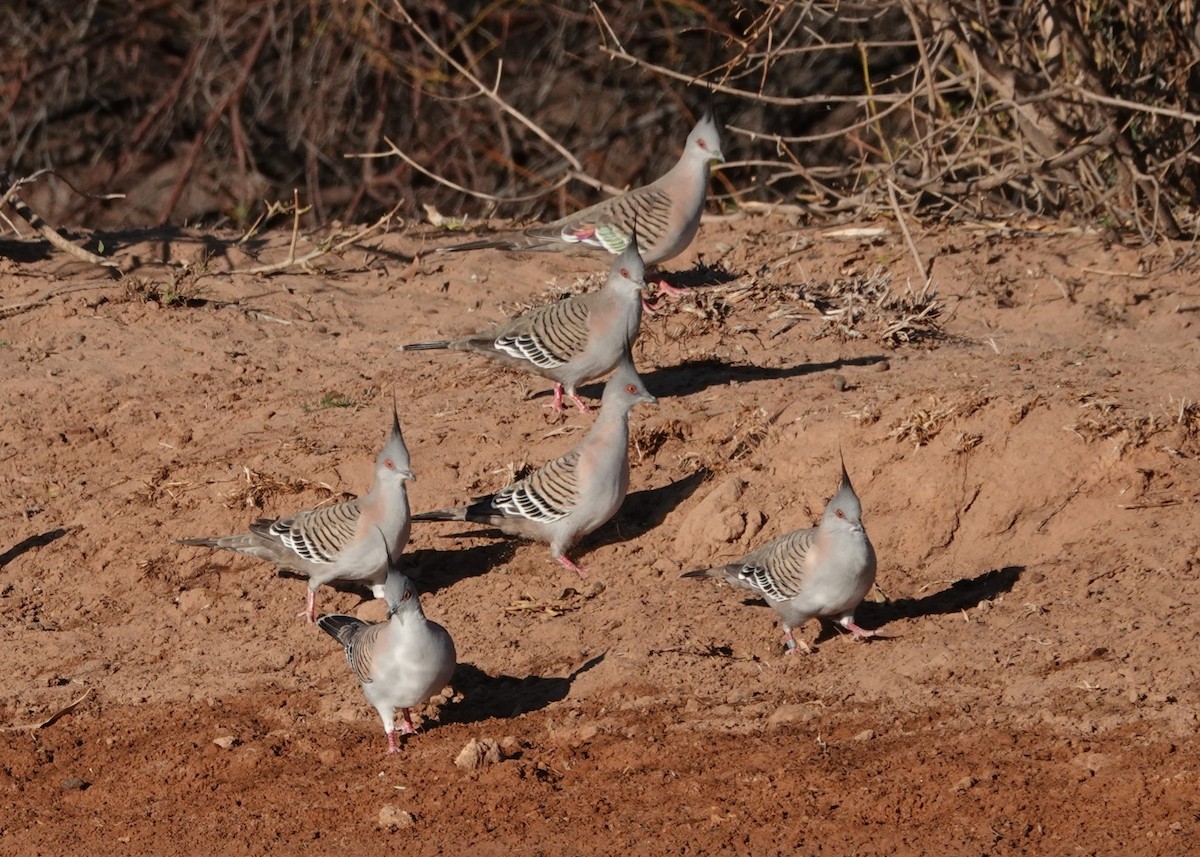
[814,565,1025,644]
[656,263,741,290]
[0,239,53,264]
[586,470,708,551]
[407,539,520,594]
[701,565,1024,650]
[627,355,888,400]
[281,539,522,600]
[439,653,606,724]
[406,472,708,577]
[0,527,76,569]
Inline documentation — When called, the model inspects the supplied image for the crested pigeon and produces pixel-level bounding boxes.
[400,232,646,413]
[412,360,656,574]
[439,108,724,277]
[176,404,415,623]
[318,566,456,754]
[682,458,877,654]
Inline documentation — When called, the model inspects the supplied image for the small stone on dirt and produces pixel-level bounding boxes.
[674,477,748,557]
[212,735,238,749]
[454,737,502,770]
[951,775,977,792]
[61,777,89,791]
[832,374,848,391]
[767,704,811,726]
[378,804,415,830]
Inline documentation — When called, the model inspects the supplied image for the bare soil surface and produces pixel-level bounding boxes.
[2,215,1198,854]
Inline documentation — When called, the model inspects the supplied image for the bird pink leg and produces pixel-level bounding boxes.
[782,627,798,654]
[781,626,813,655]
[385,729,400,754]
[399,709,418,735]
[568,391,594,414]
[557,555,588,578]
[839,618,875,640]
[542,383,568,413]
[297,590,317,623]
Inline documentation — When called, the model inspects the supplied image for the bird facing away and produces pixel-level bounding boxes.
[399,232,646,413]
[682,458,877,654]
[176,404,415,623]
[412,360,657,575]
[438,108,724,269]
[317,567,456,754]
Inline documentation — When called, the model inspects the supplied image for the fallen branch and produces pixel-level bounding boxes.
[2,170,121,269]
[0,687,94,732]
[350,137,573,203]
[232,196,405,275]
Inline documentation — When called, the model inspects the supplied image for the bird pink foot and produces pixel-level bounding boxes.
[557,555,588,578]
[840,619,876,640]
[568,391,593,413]
[400,710,418,735]
[544,384,568,413]
[544,383,592,414]
[297,590,317,623]
[781,627,813,655]
[385,713,418,754]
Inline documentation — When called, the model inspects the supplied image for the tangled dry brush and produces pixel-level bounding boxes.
[3,0,1199,238]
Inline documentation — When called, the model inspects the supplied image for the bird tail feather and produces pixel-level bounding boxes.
[174,534,256,551]
[316,613,368,647]
[437,237,515,253]
[681,567,721,580]
[412,507,468,522]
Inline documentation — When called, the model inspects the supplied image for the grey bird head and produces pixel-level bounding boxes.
[687,105,725,166]
[602,359,657,410]
[376,527,420,619]
[384,571,421,620]
[821,454,864,532]
[610,225,646,292]
[376,397,415,483]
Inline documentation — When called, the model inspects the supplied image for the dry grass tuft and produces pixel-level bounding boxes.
[727,406,775,463]
[1071,396,1200,456]
[122,261,209,307]
[633,420,689,461]
[503,587,600,618]
[953,432,984,454]
[223,466,333,511]
[136,466,192,506]
[890,393,991,447]
[845,402,883,425]
[779,270,944,347]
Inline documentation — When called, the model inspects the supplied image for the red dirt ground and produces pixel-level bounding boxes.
[2,213,1198,854]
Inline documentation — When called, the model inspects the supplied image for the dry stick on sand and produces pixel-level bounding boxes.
[350,137,574,204]
[0,688,94,732]
[2,170,122,269]
[886,179,933,285]
[231,193,405,276]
